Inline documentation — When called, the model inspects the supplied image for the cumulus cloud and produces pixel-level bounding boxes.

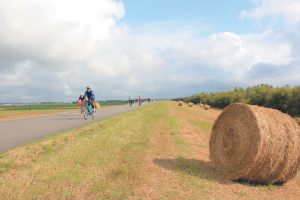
[0,0,300,102]
[240,0,300,86]
[241,0,300,23]
[0,0,127,101]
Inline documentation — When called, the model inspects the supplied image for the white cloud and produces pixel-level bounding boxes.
[241,0,300,23]
[0,0,125,63]
[0,0,299,102]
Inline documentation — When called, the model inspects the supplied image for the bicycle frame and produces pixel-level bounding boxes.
[83,101,95,119]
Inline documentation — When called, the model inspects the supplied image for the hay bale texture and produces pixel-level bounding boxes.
[178,101,183,106]
[188,102,194,107]
[199,103,204,107]
[295,117,300,125]
[209,103,300,184]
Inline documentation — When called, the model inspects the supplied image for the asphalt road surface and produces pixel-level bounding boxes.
[0,103,144,153]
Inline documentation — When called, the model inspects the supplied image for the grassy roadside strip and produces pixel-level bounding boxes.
[0,102,166,199]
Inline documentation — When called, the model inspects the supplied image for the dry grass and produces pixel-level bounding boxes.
[0,101,299,199]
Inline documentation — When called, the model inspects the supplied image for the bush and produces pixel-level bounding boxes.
[184,84,300,116]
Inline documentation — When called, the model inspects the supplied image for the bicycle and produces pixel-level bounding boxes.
[83,100,95,120]
[77,100,85,115]
[128,100,133,107]
[80,105,85,115]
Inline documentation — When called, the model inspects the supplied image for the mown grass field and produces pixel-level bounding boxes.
[0,101,299,199]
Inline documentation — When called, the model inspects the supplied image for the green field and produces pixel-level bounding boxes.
[0,102,299,199]
[0,101,126,111]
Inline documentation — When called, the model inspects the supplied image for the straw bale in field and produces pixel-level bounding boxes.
[209,103,300,184]
[204,104,210,110]
[295,117,300,125]
[178,101,183,106]
[199,103,204,107]
[188,102,194,107]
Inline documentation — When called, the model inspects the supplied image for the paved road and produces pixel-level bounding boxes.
[0,104,144,153]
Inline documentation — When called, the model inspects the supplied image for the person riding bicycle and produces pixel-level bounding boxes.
[128,96,133,106]
[84,86,96,113]
[77,93,85,114]
[138,95,142,106]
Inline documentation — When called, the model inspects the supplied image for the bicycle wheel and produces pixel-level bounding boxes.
[83,107,88,120]
[90,106,95,119]
[80,107,84,115]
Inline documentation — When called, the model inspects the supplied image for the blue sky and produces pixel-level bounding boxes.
[122,0,258,34]
[0,0,300,102]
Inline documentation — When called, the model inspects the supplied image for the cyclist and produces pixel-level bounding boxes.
[77,93,85,114]
[84,86,96,113]
[128,96,133,107]
[138,95,142,106]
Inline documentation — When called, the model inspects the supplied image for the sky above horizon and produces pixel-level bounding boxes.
[1,0,300,102]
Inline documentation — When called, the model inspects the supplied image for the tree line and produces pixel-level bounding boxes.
[183,84,300,116]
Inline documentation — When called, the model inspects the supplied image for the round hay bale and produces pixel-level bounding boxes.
[188,102,194,107]
[294,117,300,125]
[204,104,210,110]
[209,103,300,184]
[178,101,183,106]
[199,103,204,107]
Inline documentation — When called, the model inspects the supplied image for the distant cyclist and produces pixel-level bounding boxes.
[84,86,96,113]
[138,96,142,106]
[128,96,133,107]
